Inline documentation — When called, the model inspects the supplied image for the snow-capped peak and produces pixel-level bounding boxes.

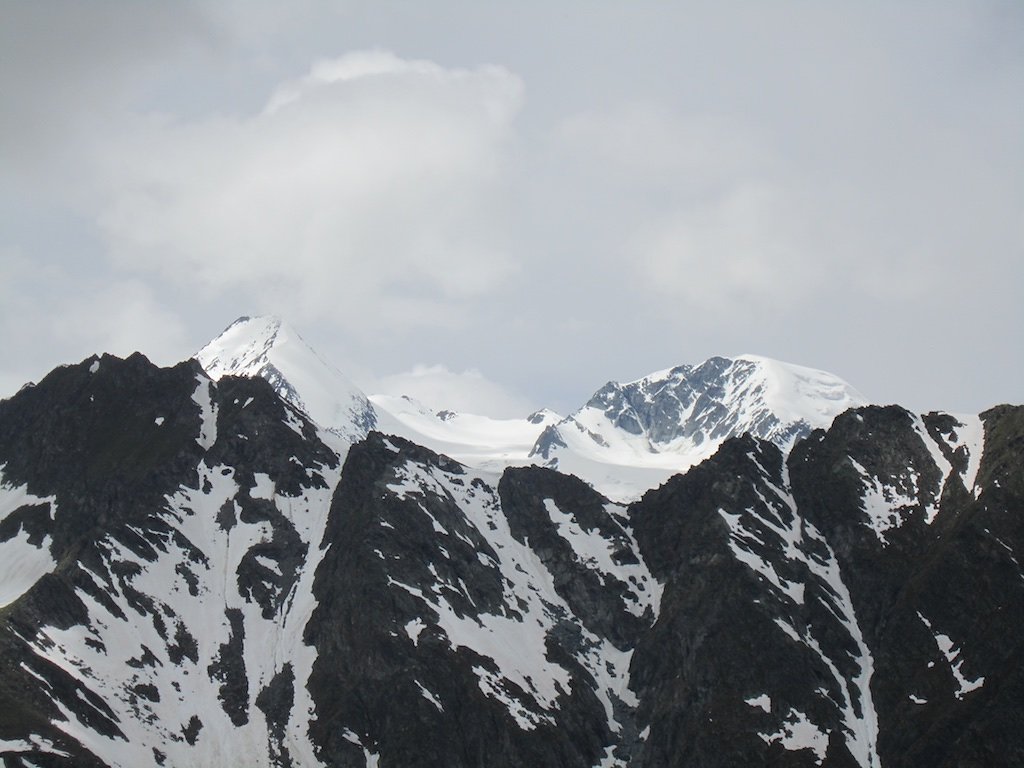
[195,316,376,441]
[730,354,866,427]
[194,315,286,379]
[584,353,864,449]
[532,354,867,501]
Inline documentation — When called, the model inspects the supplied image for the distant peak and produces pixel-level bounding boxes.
[624,354,854,393]
[194,315,376,439]
[195,315,293,381]
[224,314,284,336]
[732,352,811,371]
[625,363,693,387]
[527,408,559,424]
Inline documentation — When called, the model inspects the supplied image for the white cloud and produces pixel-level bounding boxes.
[372,364,536,418]
[2,4,1022,416]
[94,50,523,329]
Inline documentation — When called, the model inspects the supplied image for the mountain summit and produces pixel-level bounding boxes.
[532,354,866,501]
[196,316,376,442]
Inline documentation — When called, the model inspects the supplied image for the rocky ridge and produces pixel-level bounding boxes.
[0,331,1021,767]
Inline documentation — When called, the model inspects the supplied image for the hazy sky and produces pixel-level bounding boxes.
[2,1,1022,417]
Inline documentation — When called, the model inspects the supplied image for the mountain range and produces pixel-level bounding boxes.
[0,315,1020,767]
[198,317,866,501]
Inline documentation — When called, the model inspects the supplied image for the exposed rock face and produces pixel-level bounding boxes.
[628,405,1023,768]
[0,353,340,767]
[304,432,656,767]
[0,353,1021,767]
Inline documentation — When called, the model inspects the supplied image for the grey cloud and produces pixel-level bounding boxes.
[1,1,1021,417]
[0,2,212,184]
[92,50,523,330]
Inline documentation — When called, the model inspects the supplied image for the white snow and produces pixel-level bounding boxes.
[0,528,55,608]
[372,393,561,473]
[595,744,620,768]
[759,708,830,764]
[191,376,218,450]
[89,359,100,374]
[732,354,865,428]
[802,521,880,768]
[535,441,698,504]
[745,693,772,713]
[15,318,920,763]
[0,735,69,758]
[199,321,869,504]
[416,681,444,712]
[249,472,275,500]
[384,462,571,728]
[542,406,722,494]
[154,416,165,426]
[850,457,918,544]
[948,414,985,497]
[544,499,660,618]
[719,507,805,605]
[340,730,379,768]
[0,476,57,607]
[254,554,282,576]
[197,320,869,505]
[917,613,985,700]
[910,414,953,524]
[774,617,802,643]
[404,618,426,646]
[921,413,986,499]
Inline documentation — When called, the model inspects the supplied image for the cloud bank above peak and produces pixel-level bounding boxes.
[94,50,523,328]
[1,2,1022,416]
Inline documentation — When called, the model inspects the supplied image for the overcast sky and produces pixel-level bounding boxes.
[2,1,1022,417]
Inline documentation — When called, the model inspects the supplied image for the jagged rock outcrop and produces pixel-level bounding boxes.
[0,353,340,767]
[627,405,1023,767]
[304,432,656,767]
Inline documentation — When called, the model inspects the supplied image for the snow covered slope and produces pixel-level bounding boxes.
[371,394,560,472]
[196,317,560,468]
[532,355,866,501]
[196,316,376,442]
